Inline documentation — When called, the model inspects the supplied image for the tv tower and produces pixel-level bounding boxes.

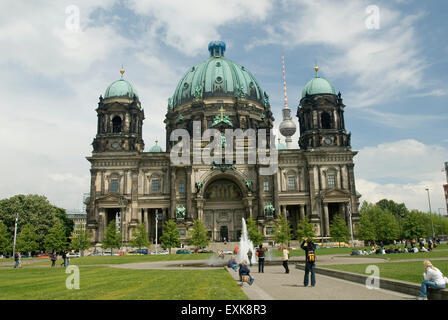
[279,53,296,149]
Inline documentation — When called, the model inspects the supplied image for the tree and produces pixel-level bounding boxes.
[0,221,11,255]
[189,219,209,250]
[159,219,180,254]
[246,217,263,246]
[357,210,376,242]
[296,217,316,241]
[45,221,68,252]
[16,224,39,254]
[54,207,74,239]
[102,221,121,255]
[359,202,399,242]
[70,225,91,257]
[376,199,409,238]
[402,210,428,240]
[330,215,350,247]
[274,215,291,246]
[129,223,150,249]
[0,194,66,250]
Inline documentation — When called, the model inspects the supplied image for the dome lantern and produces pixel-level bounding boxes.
[208,40,226,57]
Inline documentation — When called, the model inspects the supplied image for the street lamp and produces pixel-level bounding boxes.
[12,211,19,259]
[425,188,435,239]
[347,201,354,247]
[12,196,23,259]
[155,209,158,255]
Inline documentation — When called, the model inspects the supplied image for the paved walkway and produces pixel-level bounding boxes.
[226,264,415,300]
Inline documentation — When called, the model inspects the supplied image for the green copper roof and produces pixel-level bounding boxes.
[301,76,335,98]
[277,143,287,150]
[170,41,264,108]
[148,144,163,152]
[104,79,139,100]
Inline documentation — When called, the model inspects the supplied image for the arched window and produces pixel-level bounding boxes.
[112,116,122,133]
[321,112,332,129]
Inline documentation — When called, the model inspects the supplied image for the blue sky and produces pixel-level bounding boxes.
[0,0,447,213]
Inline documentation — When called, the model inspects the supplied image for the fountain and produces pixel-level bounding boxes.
[236,218,257,265]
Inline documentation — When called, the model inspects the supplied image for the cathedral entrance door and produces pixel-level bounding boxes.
[220,226,228,242]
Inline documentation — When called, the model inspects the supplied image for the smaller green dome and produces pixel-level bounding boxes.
[148,140,163,152]
[301,76,335,98]
[277,143,287,150]
[104,77,139,100]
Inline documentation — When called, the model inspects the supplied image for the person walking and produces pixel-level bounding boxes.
[417,260,447,300]
[66,251,71,267]
[301,238,316,287]
[282,244,289,274]
[247,249,253,267]
[13,251,20,269]
[61,251,67,267]
[50,251,56,268]
[18,252,22,268]
[256,244,266,273]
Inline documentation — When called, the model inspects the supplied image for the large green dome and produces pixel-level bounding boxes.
[169,41,264,108]
[301,76,335,98]
[104,76,139,100]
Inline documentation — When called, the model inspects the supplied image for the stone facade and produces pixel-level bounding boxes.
[85,46,360,245]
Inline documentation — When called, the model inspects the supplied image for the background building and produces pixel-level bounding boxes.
[85,41,360,245]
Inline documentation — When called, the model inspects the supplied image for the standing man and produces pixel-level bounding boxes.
[282,244,289,274]
[301,238,316,287]
[13,251,19,269]
[256,244,266,273]
[247,249,253,267]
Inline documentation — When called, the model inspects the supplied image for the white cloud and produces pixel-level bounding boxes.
[355,139,448,211]
[248,0,431,109]
[127,0,273,56]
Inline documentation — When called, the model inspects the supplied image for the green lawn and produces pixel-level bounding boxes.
[0,253,214,268]
[0,266,247,300]
[348,250,448,261]
[323,260,448,284]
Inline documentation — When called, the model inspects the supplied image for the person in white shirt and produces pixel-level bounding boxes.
[282,244,289,274]
[418,260,447,300]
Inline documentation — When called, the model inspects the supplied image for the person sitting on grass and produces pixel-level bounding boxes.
[417,260,447,300]
[238,260,254,286]
[227,255,238,272]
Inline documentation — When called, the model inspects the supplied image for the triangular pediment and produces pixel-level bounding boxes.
[323,188,351,198]
[96,193,128,204]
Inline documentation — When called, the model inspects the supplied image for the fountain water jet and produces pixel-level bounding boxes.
[236,218,257,265]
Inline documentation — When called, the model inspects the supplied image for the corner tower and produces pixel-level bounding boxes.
[297,66,350,150]
[92,69,145,153]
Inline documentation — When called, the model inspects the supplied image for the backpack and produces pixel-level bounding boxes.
[307,249,316,262]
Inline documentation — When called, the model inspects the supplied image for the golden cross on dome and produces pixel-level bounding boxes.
[219,106,225,119]
[120,64,125,78]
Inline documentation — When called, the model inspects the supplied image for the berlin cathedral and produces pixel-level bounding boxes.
[85,41,360,245]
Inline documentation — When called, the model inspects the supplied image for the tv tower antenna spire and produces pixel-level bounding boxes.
[279,52,296,149]
[282,52,288,108]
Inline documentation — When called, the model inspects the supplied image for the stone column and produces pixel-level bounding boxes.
[274,172,280,215]
[143,209,148,235]
[170,169,176,219]
[257,166,264,219]
[282,205,287,217]
[299,205,305,221]
[186,167,192,219]
[323,203,330,236]
[131,169,139,223]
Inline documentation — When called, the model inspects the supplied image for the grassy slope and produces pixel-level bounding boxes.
[323,260,448,284]
[0,266,247,300]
